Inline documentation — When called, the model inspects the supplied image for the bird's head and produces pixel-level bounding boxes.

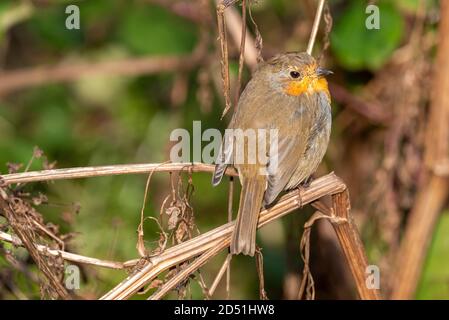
[258,52,332,100]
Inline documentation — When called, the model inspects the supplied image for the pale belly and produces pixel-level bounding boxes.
[285,93,331,189]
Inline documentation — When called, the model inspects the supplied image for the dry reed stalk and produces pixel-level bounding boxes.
[1,161,375,299]
[0,162,238,185]
[306,0,326,55]
[216,1,232,118]
[100,172,377,300]
[390,0,449,300]
[0,230,127,269]
[331,191,381,299]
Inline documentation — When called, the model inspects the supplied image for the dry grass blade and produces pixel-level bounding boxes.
[255,247,268,300]
[0,231,126,269]
[297,210,346,300]
[248,0,263,63]
[331,191,382,299]
[148,245,224,300]
[217,2,232,118]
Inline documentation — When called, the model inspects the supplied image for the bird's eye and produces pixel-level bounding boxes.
[290,71,300,79]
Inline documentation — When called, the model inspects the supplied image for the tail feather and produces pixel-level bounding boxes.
[212,163,227,186]
[212,138,233,186]
[231,178,265,256]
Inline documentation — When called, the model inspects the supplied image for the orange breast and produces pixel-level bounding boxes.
[284,77,330,101]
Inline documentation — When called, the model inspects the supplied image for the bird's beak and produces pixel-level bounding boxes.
[316,67,333,77]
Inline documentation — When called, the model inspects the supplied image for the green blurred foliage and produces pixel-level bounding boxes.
[331,0,404,70]
[417,212,449,299]
[118,5,198,55]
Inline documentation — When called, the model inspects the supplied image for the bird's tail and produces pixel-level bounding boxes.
[231,177,265,256]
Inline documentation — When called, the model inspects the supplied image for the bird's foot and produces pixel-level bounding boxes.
[301,175,314,188]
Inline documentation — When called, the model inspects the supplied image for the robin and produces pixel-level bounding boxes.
[212,52,332,256]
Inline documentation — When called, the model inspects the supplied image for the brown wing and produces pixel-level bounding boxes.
[263,99,313,205]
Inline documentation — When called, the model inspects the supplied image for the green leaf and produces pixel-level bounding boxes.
[117,5,197,55]
[331,0,404,71]
[417,211,449,299]
[28,5,83,50]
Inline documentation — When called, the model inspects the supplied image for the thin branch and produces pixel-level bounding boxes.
[0,162,238,186]
[209,254,232,297]
[0,53,203,97]
[330,191,382,300]
[0,231,127,270]
[307,0,326,55]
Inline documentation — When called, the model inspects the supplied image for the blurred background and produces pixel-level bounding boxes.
[0,0,448,300]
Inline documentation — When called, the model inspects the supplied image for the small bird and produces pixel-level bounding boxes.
[213,52,332,256]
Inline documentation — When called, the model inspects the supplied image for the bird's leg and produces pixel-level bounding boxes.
[301,175,315,188]
[295,176,315,208]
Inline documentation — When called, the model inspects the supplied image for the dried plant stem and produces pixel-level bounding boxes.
[209,254,232,296]
[100,173,375,300]
[149,245,224,300]
[391,176,449,299]
[0,191,70,299]
[0,231,127,269]
[0,162,238,186]
[225,176,234,299]
[235,0,247,107]
[216,0,258,69]
[391,0,449,300]
[331,191,381,300]
[307,0,326,55]
[217,2,232,118]
[2,162,374,300]
[255,247,268,300]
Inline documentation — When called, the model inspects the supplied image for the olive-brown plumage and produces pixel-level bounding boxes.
[213,52,332,256]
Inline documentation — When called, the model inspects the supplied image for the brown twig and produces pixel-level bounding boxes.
[0,53,204,97]
[0,162,238,186]
[209,254,232,297]
[329,82,391,124]
[330,191,382,299]
[218,0,258,68]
